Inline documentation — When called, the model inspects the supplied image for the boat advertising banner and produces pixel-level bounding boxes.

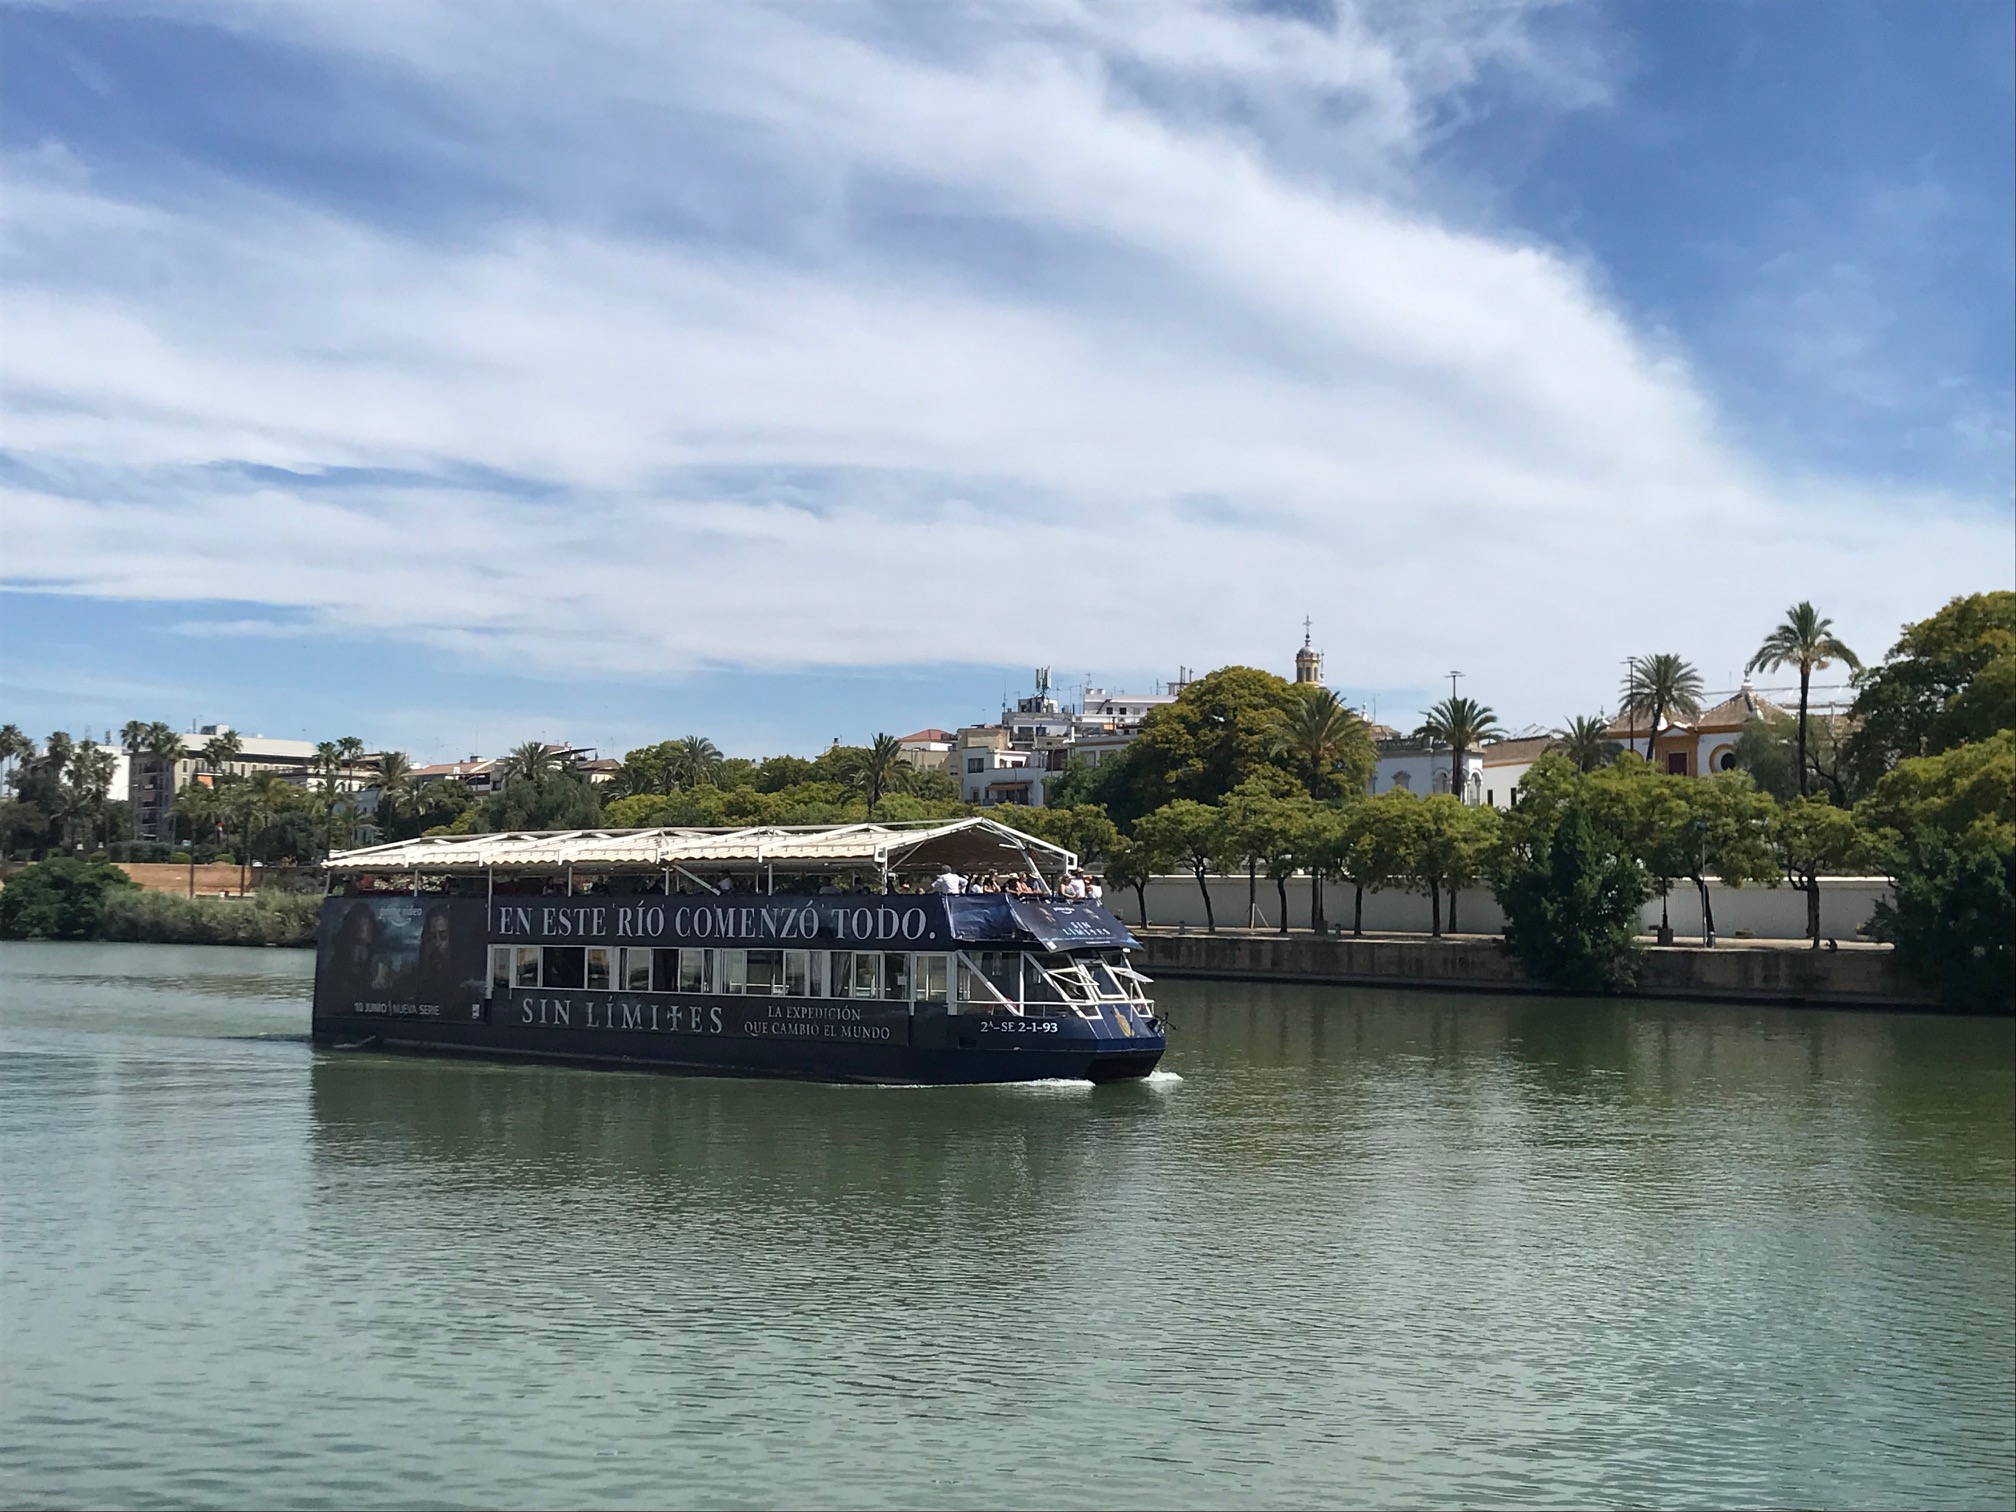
[316,896,489,1023]
[505,991,914,1045]
[484,893,1136,950]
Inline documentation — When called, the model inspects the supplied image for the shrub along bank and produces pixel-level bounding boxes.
[0,857,317,946]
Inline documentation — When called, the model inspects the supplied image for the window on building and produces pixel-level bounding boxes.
[1390,771,1412,792]
[1486,790,1494,807]
[1718,751,1738,772]
[1432,769,1451,794]
[967,757,984,773]
[1667,752,1689,775]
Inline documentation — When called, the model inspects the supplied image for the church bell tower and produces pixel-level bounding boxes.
[1294,618,1323,685]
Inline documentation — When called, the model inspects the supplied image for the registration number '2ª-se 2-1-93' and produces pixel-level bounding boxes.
[977,1019,1061,1034]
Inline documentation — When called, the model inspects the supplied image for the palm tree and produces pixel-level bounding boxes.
[1270,688,1370,798]
[63,743,118,852]
[1413,696,1504,803]
[1619,654,1705,764]
[233,772,291,893]
[200,729,243,776]
[120,720,149,757]
[173,779,226,891]
[1747,602,1861,799]
[1552,714,1616,773]
[0,723,32,795]
[501,740,560,786]
[373,750,414,824]
[667,736,724,789]
[856,733,909,819]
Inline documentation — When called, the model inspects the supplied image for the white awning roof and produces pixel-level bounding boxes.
[325,818,1076,876]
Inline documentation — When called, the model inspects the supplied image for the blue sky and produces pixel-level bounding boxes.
[2,0,2010,761]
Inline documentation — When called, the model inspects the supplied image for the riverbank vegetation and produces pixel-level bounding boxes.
[0,858,318,945]
[4,595,2007,1004]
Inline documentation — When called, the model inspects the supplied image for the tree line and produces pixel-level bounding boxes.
[4,593,2008,1009]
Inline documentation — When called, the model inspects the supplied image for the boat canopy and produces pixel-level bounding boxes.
[324,818,1079,883]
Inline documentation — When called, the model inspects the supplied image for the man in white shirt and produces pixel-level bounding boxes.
[929,868,966,895]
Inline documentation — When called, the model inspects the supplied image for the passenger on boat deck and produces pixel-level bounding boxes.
[929,867,966,895]
[1061,872,1088,899]
[715,873,736,894]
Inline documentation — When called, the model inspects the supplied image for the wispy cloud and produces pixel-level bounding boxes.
[1,0,2008,736]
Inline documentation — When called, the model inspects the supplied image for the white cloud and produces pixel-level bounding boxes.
[1,0,2008,732]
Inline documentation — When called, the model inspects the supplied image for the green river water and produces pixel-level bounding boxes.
[0,941,2010,1510]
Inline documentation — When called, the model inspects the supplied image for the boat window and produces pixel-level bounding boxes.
[542,946,585,990]
[652,948,678,992]
[745,950,785,995]
[882,953,911,1002]
[678,948,711,994]
[585,947,612,991]
[514,946,541,988]
[622,948,652,993]
[785,949,821,997]
[832,951,879,1000]
[913,954,949,1003]
[720,950,747,993]
[490,946,512,995]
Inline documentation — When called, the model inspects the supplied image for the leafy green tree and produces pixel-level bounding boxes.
[1747,601,1861,799]
[1847,591,2016,789]
[1855,731,2014,1008]
[1552,715,1618,773]
[1619,653,1705,761]
[1134,800,1227,931]
[1867,835,2013,1012]
[979,804,1120,868]
[1345,791,1427,936]
[1269,687,1375,800]
[1858,730,2015,852]
[1413,695,1504,803]
[1770,797,1864,949]
[754,754,818,792]
[1103,837,1157,926]
[1220,771,1304,926]
[1674,773,1780,944]
[1496,802,1651,992]
[1407,794,1499,935]
[479,766,602,832]
[1110,666,1305,822]
[0,856,138,939]
[1583,755,1693,939]
[63,743,119,854]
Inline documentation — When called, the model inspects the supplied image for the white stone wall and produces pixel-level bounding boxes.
[1108,872,1891,942]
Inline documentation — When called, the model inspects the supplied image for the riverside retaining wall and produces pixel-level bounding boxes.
[1136,929,1937,1009]
[1120,873,1889,943]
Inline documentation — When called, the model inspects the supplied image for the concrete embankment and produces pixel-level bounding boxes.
[1135,928,1941,1010]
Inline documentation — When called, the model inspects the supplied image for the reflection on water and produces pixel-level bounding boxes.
[2,943,2011,1510]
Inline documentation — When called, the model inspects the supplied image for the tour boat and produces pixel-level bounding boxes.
[311,818,1165,1084]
